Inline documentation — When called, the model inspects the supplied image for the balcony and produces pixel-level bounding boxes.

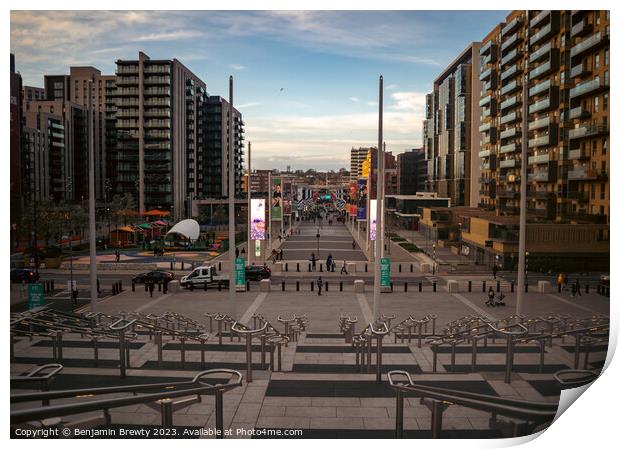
[529,79,552,98]
[481,102,497,118]
[570,63,591,79]
[571,31,608,59]
[500,158,519,168]
[500,64,522,82]
[480,40,495,56]
[500,142,518,154]
[480,66,493,81]
[529,132,556,148]
[479,121,492,132]
[498,189,519,199]
[528,116,551,131]
[571,19,592,37]
[500,79,520,96]
[528,190,554,200]
[528,207,549,218]
[500,94,521,111]
[500,111,518,125]
[144,99,171,107]
[568,125,609,140]
[566,190,588,202]
[529,41,552,64]
[528,153,550,164]
[144,65,171,75]
[501,48,521,67]
[481,162,491,170]
[479,94,493,107]
[479,149,492,158]
[481,129,497,145]
[569,77,608,100]
[144,87,170,96]
[530,10,551,29]
[144,76,171,85]
[568,106,590,120]
[116,65,139,75]
[500,126,520,140]
[528,171,551,182]
[567,168,603,181]
[501,32,523,53]
[482,76,497,92]
[529,59,556,80]
[529,22,555,46]
[116,76,139,86]
[567,148,590,160]
[144,120,171,128]
[502,18,521,38]
[529,96,554,114]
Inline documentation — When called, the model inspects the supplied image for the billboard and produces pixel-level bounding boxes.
[250,199,266,240]
[271,177,282,220]
[357,179,367,221]
[370,199,377,241]
[283,180,292,215]
[348,182,358,217]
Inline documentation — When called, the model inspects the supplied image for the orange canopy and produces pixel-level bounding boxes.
[143,209,171,217]
[116,226,135,233]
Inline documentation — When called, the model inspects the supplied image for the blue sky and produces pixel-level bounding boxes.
[11,10,508,170]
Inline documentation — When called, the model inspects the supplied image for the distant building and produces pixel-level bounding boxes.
[10,54,23,220]
[350,147,371,180]
[397,148,427,195]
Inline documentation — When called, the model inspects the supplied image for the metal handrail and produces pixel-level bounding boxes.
[231,322,268,382]
[553,369,598,388]
[388,370,557,438]
[11,369,243,437]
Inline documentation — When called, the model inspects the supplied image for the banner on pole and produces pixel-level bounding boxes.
[357,179,367,221]
[370,199,377,241]
[235,257,246,291]
[380,258,391,288]
[250,199,266,240]
[255,240,261,258]
[28,283,45,309]
[283,180,292,215]
[271,178,282,220]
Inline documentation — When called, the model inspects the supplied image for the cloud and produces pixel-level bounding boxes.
[229,63,246,71]
[386,84,398,90]
[237,102,262,109]
[349,97,359,102]
[389,92,427,112]
[133,30,204,42]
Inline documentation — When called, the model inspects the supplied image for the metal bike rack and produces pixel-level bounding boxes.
[369,322,390,383]
[277,314,298,347]
[10,364,63,406]
[109,318,137,378]
[487,322,528,384]
[231,321,268,382]
[266,335,290,372]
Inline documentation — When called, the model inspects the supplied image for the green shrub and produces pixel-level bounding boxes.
[390,236,406,242]
[399,242,422,252]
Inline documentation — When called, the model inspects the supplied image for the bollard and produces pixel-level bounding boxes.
[218,282,222,291]
[597,285,601,294]
[145,284,148,292]
[585,284,589,294]
[308,263,312,272]
[511,282,515,292]
[320,263,323,272]
[282,281,285,292]
[419,282,422,292]
[181,261,184,270]
[433,282,436,292]
[468,281,472,292]
[285,263,288,272]
[558,283,562,293]
[496,281,500,292]
[246,281,250,291]
[170,261,173,270]
[410,264,413,273]
[296,281,300,291]
[399,264,402,273]
[525,283,529,292]
[51,280,55,290]
[132,282,135,292]
[404,282,408,292]
[365,263,368,272]
[158,282,162,292]
[297,263,300,272]
[340,281,343,292]
[311,282,314,292]
[204,282,207,291]
[482,281,486,292]
[390,282,393,292]
[97,279,100,294]
[325,282,329,292]
[218,262,222,271]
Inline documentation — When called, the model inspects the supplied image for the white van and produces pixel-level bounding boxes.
[180,265,230,289]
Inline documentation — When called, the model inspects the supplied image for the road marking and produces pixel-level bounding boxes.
[356,293,373,325]
[547,294,609,317]
[239,292,268,325]
[451,293,497,321]
[134,293,172,313]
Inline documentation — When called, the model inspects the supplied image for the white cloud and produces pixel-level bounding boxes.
[389,92,427,113]
[134,30,204,42]
[349,97,359,102]
[237,102,262,109]
[229,64,246,71]
[386,84,398,90]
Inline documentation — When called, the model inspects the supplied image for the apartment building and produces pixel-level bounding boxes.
[10,54,23,215]
[202,95,245,199]
[397,148,427,195]
[350,147,371,180]
[424,43,481,208]
[478,10,609,224]
[113,52,207,217]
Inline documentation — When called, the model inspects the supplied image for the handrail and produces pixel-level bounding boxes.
[231,321,269,382]
[109,318,137,331]
[10,364,63,383]
[553,369,598,388]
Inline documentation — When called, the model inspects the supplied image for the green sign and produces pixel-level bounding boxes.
[255,240,261,258]
[28,283,45,309]
[380,258,391,288]
[235,257,246,289]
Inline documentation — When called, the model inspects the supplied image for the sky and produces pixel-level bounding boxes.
[10,10,508,171]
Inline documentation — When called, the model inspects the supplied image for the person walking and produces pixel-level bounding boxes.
[492,264,498,280]
[148,281,154,298]
[352,240,356,250]
[115,249,120,263]
[71,287,79,306]
[557,273,564,291]
[317,276,323,296]
[327,253,334,272]
[485,287,495,307]
[341,260,348,275]
[279,249,284,261]
[235,247,239,259]
[575,278,582,297]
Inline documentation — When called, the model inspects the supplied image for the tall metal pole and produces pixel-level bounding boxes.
[88,83,98,312]
[373,75,384,320]
[380,142,386,258]
[268,171,272,253]
[247,141,252,267]
[228,76,237,319]
[516,11,529,316]
[366,147,372,260]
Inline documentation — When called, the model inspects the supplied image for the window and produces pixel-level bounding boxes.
[603,94,608,110]
[600,183,605,200]
[602,161,606,174]
[594,97,599,113]
[602,138,607,155]
[595,54,600,69]
[592,140,598,156]
[604,71,609,86]
[605,49,609,66]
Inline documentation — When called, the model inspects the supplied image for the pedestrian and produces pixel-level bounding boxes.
[485,287,495,307]
[341,260,348,275]
[492,264,498,280]
[575,278,582,297]
[71,287,78,306]
[327,253,333,272]
[148,281,154,298]
[352,240,356,250]
[557,273,564,291]
[115,249,120,263]
[279,249,284,261]
[235,247,239,258]
[317,276,323,296]
[311,253,317,271]
[241,247,246,256]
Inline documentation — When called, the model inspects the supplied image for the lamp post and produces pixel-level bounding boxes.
[457,222,463,259]
[432,243,436,275]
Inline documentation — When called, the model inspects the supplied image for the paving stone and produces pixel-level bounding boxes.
[256,416,310,429]
[310,417,365,429]
[336,407,388,418]
[285,406,336,418]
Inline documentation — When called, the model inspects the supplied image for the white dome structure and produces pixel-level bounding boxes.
[166,219,200,242]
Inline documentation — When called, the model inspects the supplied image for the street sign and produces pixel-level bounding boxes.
[380,258,391,288]
[235,257,246,292]
[254,240,261,258]
[28,283,45,309]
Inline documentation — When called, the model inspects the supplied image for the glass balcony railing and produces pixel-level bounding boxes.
[571,19,592,37]
[500,64,521,82]
[501,32,522,52]
[571,32,607,58]
[500,79,520,96]
[500,126,520,140]
[480,66,493,81]
[479,94,492,107]
[500,158,519,168]
[529,133,555,147]
[478,149,492,158]
[500,111,518,125]
[530,10,551,29]
[479,121,492,132]
[568,106,590,120]
[567,148,589,160]
[500,94,520,111]
[500,143,518,154]
[529,78,552,97]
[501,48,521,67]
[567,168,600,180]
[528,97,551,114]
[528,171,550,182]
[528,116,550,131]
[480,40,494,55]
[529,22,553,46]
[569,77,608,99]
[568,125,609,140]
[570,63,591,79]
[529,41,552,64]
[528,153,550,164]
[530,60,554,80]
[502,18,521,38]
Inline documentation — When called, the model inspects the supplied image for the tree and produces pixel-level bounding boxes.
[111,193,137,227]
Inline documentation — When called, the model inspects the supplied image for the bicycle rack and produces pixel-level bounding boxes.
[369,322,390,383]
[10,364,63,406]
[231,321,268,382]
[487,322,528,383]
[266,335,290,372]
[553,369,599,389]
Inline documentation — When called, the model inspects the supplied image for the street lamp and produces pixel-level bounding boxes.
[457,222,462,257]
[432,243,436,275]
[525,251,530,284]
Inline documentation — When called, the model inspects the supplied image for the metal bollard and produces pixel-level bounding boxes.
[296,281,300,291]
[297,263,300,272]
[395,389,404,439]
[399,264,402,273]
[340,281,343,291]
[419,282,422,292]
[97,279,100,294]
[390,282,393,292]
[204,282,208,291]
[246,281,250,291]
[585,284,589,294]
[158,282,162,291]
[558,283,562,293]
[496,281,500,292]
[433,282,436,292]
[404,282,408,292]
[468,281,472,292]
[482,281,486,292]
[365,263,368,272]
[132,282,135,292]
[285,263,288,272]
[282,281,285,291]
[525,283,529,292]
[320,263,323,272]
[218,282,222,291]
[311,282,314,292]
[325,282,329,292]
[511,282,515,293]
[218,262,222,271]
[51,280,55,290]
[410,264,413,273]
[308,263,312,272]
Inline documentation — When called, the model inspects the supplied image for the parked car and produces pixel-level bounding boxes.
[245,265,271,281]
[11,268,40,283]
[132,271,175,284]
